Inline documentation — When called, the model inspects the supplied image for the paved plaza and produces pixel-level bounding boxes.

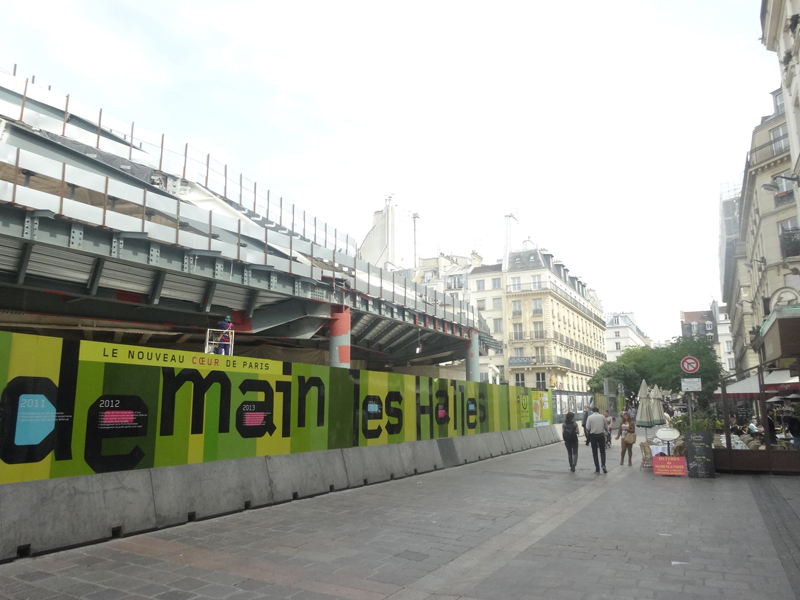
[2,438,800,600]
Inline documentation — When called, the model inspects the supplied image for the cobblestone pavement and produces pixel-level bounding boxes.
[2,438,799,600]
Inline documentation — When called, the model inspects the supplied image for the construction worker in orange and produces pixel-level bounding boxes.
[216,315,234,355]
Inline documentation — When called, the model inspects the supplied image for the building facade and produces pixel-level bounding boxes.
[715,302,736,374]
[720,86,798,376]
[604,313,652,361]
[680,308,719,342]
[762,2,800,215]
[468,247,606,392]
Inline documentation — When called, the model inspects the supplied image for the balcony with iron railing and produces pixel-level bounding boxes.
[781,228,800,258]
[507,354,575,370]
[511,282,604,327]
[507,282,546,294]
[748,133,790,167]
[505,332,605,361]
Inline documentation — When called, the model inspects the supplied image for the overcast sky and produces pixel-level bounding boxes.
[0,0,779,343]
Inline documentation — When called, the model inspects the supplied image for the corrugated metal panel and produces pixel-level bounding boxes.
[387,329,415,349]
[161,273,206,303]
[98,261,155,295]
[213,283,249,311]
[0,238,23,273]
[27,246,94,283]
[362,319,395,343]
[351,314,376,337]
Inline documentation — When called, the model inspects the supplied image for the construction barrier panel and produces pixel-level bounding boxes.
[0,331,560,559]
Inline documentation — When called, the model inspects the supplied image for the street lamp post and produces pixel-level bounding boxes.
[412,212,419,268]
[761,174,800,192]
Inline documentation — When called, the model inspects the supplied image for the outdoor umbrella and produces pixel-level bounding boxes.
[651,384,662,402]
[637,388,666,439]
[636,380,649,408]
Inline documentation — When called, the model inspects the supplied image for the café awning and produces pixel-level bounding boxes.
[714,370,800,399]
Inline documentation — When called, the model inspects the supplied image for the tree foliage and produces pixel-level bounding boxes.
[587,362,641,401]
[588,336,724,409]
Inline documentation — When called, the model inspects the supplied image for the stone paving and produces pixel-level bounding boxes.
[2,437,799,600]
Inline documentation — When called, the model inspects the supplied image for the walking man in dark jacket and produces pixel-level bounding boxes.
[584,407,609,474]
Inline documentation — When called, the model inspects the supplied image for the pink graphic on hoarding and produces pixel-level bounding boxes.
[102,411,135,424]
[245,412,266,427]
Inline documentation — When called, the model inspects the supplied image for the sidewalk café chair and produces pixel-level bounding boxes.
[639,443,653,469]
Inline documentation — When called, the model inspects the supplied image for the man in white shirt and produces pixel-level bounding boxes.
[584,407,609,474]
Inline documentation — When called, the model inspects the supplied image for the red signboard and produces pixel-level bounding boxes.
[653,456,687,476]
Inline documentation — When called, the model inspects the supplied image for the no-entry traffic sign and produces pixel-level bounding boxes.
[681,356,700,374]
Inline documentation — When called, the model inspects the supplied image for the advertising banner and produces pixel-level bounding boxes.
[0,332,551,484]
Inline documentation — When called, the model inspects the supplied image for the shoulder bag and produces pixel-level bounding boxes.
[625,430,636,445]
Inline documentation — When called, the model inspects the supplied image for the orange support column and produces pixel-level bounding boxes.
[329,305,351,369]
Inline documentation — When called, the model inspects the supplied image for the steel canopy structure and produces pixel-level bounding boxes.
[0,70,495,375]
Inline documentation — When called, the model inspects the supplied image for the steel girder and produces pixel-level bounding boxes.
[0,203,482,364]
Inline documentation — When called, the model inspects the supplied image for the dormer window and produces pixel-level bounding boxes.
[776,91,785,115]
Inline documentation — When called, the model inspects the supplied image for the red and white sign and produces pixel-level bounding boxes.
[652,456,687,476]
[681,356,699,374]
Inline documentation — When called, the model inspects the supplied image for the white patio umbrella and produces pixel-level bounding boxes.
[637,388,667,439]
[636,380,649,407]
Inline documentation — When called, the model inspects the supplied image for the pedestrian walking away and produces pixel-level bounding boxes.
[584,407,608,474]
[604,411,613,449]
[562,412,579,472]
[616,411,636,466]
[581,404,591,439]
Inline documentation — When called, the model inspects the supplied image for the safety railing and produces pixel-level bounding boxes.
[0,71,357,256]
[0,71,488,332]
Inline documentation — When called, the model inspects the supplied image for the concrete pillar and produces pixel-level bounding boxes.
[329,305,351,369]
[466,331,480,382]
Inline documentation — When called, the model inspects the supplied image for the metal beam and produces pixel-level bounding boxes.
[113,331,123,344]
[249,300,328,333]
[260,317,326,340]
[392,331,451,362]
[377,326,414,352]
[87,257,105,296]
[391,330,432,357]
[201,281,217,313]
[176,333,192,343]
[0,283,213,329]
[149,270,166,305]
[245,289,259,318]
[15,243,33,285]
[371,322,406,350]
[354,316,385,345]
[350,312,367,330]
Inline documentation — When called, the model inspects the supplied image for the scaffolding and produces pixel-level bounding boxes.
[205,329,235,355]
